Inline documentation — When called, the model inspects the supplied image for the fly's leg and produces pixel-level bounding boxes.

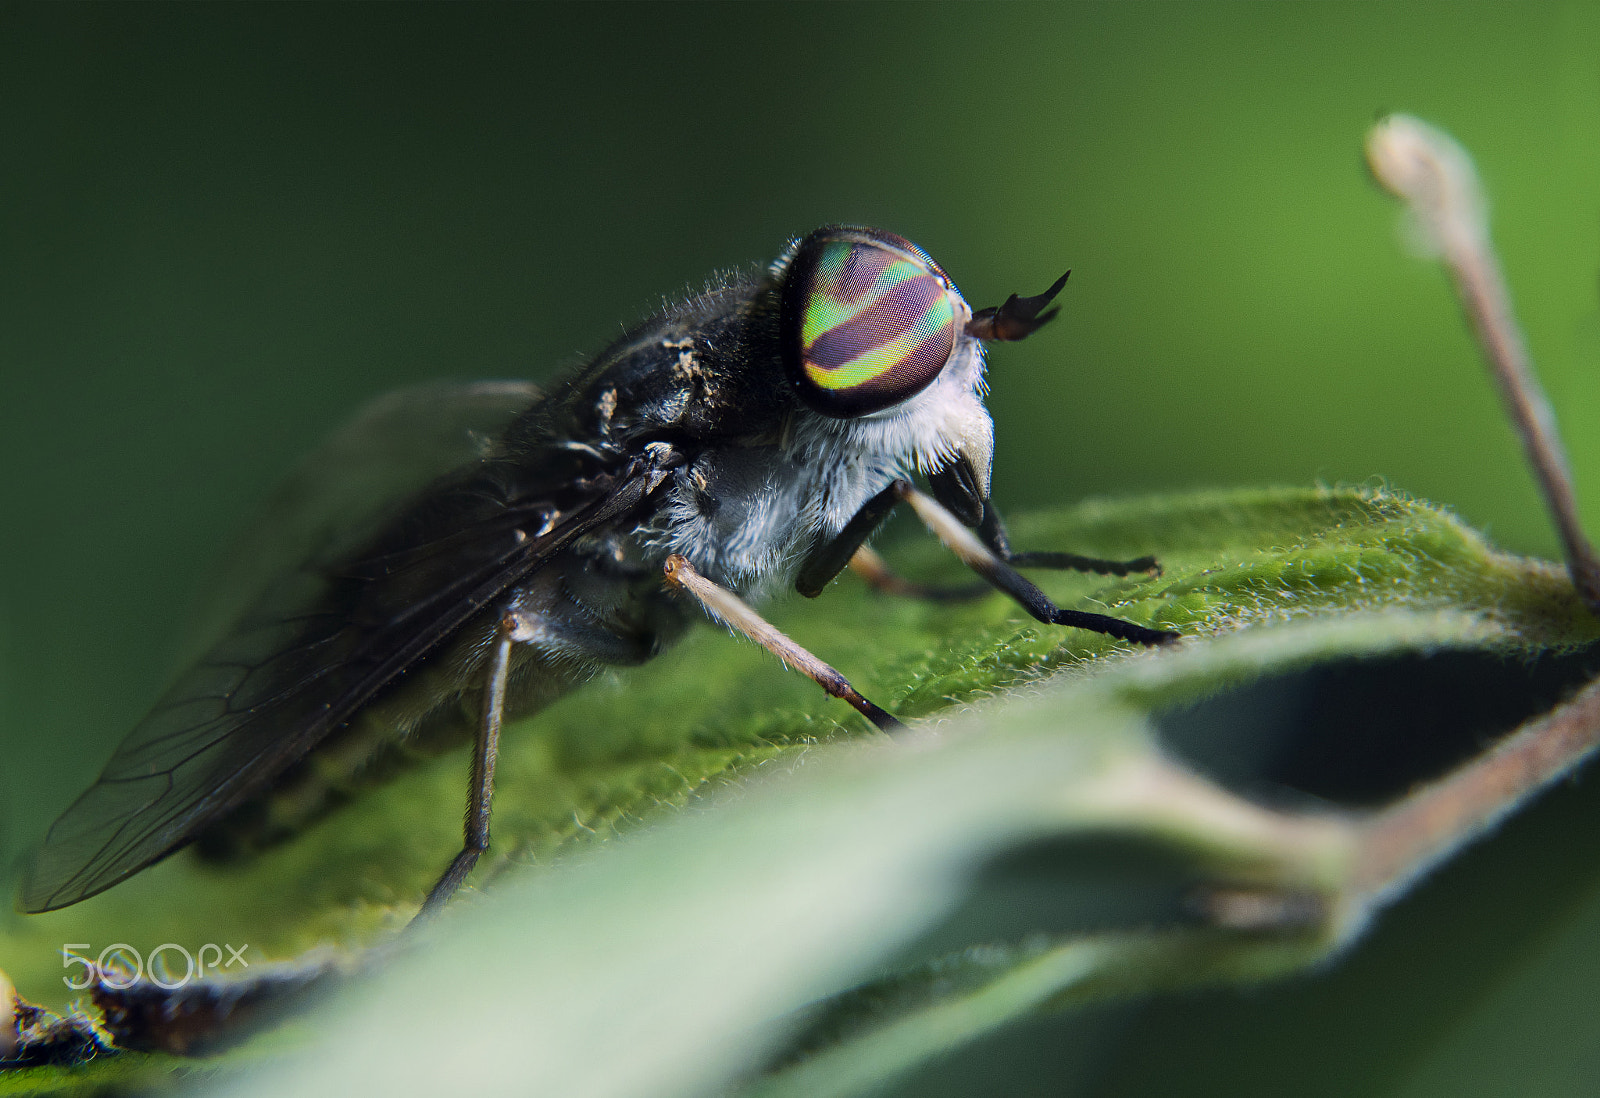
[795,483,987,602]
[895,482,1180,647]
[846,542,1148,603]
[828,502,1155,604]
[663,555,904,732]
[416,610,517,921]
[976,502,1160,578]
[795,483,902,598]
[790,477,1172,643]
[847,545,990,602]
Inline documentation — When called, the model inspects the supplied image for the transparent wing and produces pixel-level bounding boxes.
[180,379,540,664]
[21,408,656,913]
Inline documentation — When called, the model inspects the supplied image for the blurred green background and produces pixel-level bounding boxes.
[3,3,1600,1093]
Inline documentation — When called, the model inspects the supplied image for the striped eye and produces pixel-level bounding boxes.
[779,227,966,418]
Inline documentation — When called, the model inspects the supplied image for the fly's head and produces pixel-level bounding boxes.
[775,225,1068,527]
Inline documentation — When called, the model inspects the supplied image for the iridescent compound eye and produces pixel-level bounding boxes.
[779,227,965,417]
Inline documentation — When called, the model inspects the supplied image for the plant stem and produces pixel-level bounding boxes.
[1366,114,1600,615]
[1354,674,1600,908]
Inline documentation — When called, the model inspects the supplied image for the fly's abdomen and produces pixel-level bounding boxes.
[192,656,496,860]
[192,552,688,860]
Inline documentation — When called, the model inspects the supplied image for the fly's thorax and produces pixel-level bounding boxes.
[525,226,1001,600]
[644,444,817,598]
[642,334,993,599]
[534,275,793,449]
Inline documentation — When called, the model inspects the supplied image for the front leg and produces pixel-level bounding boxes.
[897,482,1179,647]
[795,481,992,602]
[843,498,1160,602]
[928,454,1159,580]
[796,479,1176,646]
[794,482,902,598]
[977,500,1160,578]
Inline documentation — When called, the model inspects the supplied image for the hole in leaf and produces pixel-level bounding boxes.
[1153,644,1600,807]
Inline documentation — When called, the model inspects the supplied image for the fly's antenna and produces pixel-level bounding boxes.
[966,270,1070,342]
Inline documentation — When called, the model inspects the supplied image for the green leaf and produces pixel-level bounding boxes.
[2,486,1594,1096]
